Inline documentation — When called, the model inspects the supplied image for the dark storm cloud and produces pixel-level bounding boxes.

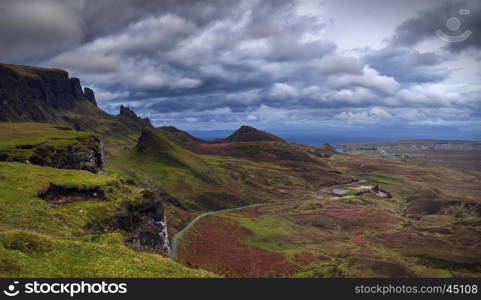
[74,0,240,41]
[364,47,451,83]
[0,0,84,63]
[390,0,481,51]
[0,0,240,63]
[43,0,343,110]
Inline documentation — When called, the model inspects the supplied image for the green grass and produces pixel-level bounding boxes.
[367,175,398,185]
[344,188,368,196]
[293,260,344,278]
[225,214,304,258]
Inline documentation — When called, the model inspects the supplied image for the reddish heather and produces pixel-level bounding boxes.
[292,205,399,231]
[353,235,365,245]
[369,228,481,268]
[178,216,299,277]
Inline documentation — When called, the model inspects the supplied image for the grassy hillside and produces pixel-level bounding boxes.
[0,230,216,277]
[109,128,222,209]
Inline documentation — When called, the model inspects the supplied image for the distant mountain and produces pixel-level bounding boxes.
[222,125,285,143]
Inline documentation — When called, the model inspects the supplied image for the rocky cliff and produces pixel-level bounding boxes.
[30,135,104,174]
[114,191,170,256]
[0,63,97,122]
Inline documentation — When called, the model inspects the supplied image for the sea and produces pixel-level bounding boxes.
[189,126,481,150]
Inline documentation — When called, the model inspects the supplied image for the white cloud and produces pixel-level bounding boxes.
[327,66,401,96]
[269,83,298,99]
[314,55,364,75]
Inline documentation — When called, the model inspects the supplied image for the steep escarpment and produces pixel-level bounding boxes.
[0,63,97,122]
[0,63,162,158]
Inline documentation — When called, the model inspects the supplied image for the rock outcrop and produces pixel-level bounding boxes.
[29,135,105,174]
[83,87,97,106]
[118,105,153,132]
[0,63,97,122]
[114,191,170,256]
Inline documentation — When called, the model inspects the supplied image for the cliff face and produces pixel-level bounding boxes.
[30,135,105,174]
[114,193,170,256]
[0,63,97,122]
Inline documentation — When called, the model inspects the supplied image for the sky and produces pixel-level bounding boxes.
[1,0,480,140]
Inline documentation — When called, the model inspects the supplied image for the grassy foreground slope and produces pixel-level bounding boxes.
[0,124,216,277]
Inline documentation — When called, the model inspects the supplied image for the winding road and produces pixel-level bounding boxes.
[170,200,300,260]
[170,178,360,260]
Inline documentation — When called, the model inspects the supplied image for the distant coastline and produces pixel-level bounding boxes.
[189,130,481,148]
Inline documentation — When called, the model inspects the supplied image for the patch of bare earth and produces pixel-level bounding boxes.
[38,184,105,207]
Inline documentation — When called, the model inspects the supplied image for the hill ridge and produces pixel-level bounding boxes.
[222,125,285,143]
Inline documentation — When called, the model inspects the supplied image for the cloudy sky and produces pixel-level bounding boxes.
[1,0,480,139]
